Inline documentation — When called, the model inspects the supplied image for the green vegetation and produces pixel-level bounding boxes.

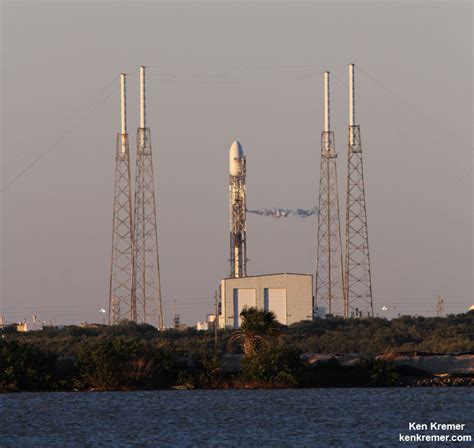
[284,313,474,355]
[76,337,176,390]
[228,308,303,387]
[0,339,56,391]
[227,307,281,356]
[241,342,304,387]
[1,311,472,392]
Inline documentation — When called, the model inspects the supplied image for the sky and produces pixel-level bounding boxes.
[0,1,472,326]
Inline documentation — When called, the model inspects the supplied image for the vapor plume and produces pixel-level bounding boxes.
[247,207,318,219]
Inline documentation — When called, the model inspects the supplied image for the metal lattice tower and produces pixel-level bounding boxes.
[133,65,164,329]
[344,64,374,318]
[229,140,247,278]
[436,296,445,317]
[315,72,345,316]
[109,74,135,325]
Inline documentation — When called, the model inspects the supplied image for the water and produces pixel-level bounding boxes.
[1,388,473,447]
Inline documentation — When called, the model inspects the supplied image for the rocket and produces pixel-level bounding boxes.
[229,140,247,278]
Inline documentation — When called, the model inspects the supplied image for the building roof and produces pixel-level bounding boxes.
[223,272,312,280]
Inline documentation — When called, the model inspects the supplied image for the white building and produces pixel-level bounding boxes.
[219,273,313,329]
[17,316,44,332]
[196,314,217,332]
[196,321,208,331]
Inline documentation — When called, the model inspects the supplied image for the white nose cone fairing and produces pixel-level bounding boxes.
[229,140,244,176]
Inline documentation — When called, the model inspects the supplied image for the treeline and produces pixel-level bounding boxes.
[284,312,474,355]
[1,311,472,392]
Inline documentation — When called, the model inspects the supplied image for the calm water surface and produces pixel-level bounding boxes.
[1,388,473,447]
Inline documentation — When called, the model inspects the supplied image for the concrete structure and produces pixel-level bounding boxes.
[219,273,313,328]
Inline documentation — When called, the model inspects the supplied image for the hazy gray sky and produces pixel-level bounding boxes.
[1,1,472,326]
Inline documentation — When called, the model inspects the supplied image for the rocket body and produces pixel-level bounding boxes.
[229,140,247,278]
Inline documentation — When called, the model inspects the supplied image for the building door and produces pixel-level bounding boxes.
[233,288,256,328]
[264,288,287,325]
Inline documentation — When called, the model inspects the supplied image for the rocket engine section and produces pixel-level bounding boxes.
[229,140,247,278]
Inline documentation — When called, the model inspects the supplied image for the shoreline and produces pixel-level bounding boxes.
[2,375,473,393]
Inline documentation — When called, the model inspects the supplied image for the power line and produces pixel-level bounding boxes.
[0,75,119,194]
[355,64,462,142]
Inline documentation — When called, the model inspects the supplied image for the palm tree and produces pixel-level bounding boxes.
[227,307,281,356]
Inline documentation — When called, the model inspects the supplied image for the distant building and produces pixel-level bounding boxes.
[196,321,208,331]
[219,273,313,329]
[17,316,44,332]
[207,314,217,331]
[196,314,217,332]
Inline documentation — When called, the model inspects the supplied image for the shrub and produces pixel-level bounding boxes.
[360,359,399,386]
[76,337,176,390]
[240,343,303,387]
[193,352,222,388]
[0,339,56,391]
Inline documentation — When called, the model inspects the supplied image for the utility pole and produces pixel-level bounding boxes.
[315,71,345,316]
[343,64,374,318]
[109,73,135,325]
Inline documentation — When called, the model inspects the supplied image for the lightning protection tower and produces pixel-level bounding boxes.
[315,72,345,316]
[133,65,164,329]
[109,73,135,325]
[229,140,247,278]
[343,64,374,318]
